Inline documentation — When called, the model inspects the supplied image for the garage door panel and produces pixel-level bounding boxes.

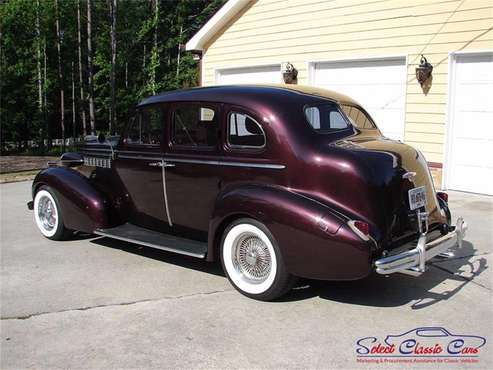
[456,54,493,81]
[323,84,405,110]
[447,53,493,195]
[372,109,406,140]
[455,83,493,112]
[216,65,281,85]
[450,166,493,195]
[453,139,493,167]
[454,111,493,140]
[312,58,407,141]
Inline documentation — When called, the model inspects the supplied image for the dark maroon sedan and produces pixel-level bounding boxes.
[28,84,467,300]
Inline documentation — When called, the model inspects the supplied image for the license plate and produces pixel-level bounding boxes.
[408,186,427,210]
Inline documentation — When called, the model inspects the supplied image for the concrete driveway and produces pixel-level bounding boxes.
[1,181,491,369]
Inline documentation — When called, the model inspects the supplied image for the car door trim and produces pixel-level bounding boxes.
[117,153,285,169]
[160,159,173,227]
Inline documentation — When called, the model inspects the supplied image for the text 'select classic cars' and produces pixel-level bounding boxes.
[28,85,467,300]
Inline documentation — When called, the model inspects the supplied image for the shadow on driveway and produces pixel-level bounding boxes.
[88,236,487,309]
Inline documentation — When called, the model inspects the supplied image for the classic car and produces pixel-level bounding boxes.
[27,84,467,301]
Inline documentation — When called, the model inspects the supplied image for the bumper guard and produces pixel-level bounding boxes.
[375,217,467,276]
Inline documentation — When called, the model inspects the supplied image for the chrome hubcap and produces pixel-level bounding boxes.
[233,233,271,283]
[37,195,57,232]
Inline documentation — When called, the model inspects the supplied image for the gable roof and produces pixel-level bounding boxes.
[185,0,250,51]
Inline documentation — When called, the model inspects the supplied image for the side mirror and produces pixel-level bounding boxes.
[98,133,106,144]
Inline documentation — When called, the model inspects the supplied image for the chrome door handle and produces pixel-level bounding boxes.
[148,162,162,167]
[163,162,175,168]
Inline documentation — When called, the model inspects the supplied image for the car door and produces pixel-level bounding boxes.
[114,104,171,232]
[163,102,222,240]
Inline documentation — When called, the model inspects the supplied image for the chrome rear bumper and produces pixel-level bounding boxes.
[375,217,467,276]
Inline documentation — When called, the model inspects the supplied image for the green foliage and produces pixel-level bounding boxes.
[0,0,226,154]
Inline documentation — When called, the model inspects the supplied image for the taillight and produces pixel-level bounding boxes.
[348,220,370,241]
[437,192,448,202]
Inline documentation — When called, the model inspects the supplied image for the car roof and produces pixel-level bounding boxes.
[137,84,360,108]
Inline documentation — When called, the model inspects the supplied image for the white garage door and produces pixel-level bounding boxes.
[216,65,281,84]
[311,58,407,141]
[447,53,493,195]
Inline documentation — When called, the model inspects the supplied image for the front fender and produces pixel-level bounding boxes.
[209,184,372,280]
[32,167,108,233]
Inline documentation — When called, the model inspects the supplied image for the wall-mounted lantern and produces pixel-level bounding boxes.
[282,62,298,84]
[415,55,433,86]
[189,49,203,61]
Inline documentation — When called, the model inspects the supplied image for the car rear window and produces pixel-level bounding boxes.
[340,104,376,129]
[304,103,349,132]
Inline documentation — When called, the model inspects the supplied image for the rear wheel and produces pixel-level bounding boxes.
[220,218,296,301]
[33,186,71,240]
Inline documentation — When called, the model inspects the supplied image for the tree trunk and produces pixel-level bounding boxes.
[54,0,65,150]
[77,0,87,136]
[125,61,128,88]
[176,24,182,78]
[143,44,146,70]
[72,61,76,140]
[150,0,159,95]
[36,0,42,111]
[87,0,96,135]
[109,0,117,135]
[43,39,50,150]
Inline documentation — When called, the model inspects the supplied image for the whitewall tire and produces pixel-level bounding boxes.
[220,218,296,301]
[33,186,70,240]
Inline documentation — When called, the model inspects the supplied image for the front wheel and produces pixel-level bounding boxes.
[33,186,71,240]
[220,218,296,301]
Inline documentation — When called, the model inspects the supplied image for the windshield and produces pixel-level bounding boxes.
[304,103,350,132]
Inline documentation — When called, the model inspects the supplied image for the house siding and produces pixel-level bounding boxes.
[201,0,493,176]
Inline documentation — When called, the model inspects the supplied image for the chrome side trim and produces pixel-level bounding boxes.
[163,157,285,169]
[117,153,285,169]
[81,147,113,152]
[118,154,163,161]
[161,160,173,227]
[94,230,204,258]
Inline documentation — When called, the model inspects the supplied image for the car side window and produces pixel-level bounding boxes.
[172,105,217,147]
[341,104,376,129]
[125,107,162,145]
[228,112,265,148]
[305,103,349,131]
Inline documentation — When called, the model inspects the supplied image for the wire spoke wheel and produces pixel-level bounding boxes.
[233,232,272,284]
[220,218,300,300]
[33,187,68,240]
[37,195,57,232]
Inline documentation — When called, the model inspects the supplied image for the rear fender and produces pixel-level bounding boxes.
[32,167,108,233]
[209,184,372,280]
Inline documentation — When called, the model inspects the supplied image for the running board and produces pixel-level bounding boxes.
[95,223,207,258]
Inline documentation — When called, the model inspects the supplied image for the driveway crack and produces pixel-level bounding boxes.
[1,289,233,321]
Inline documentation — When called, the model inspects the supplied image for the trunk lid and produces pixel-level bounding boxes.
[334,130,447,248]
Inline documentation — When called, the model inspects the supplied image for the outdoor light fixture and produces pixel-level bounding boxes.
[416,55,433,86]
[282,62,298,84]
[190,50,203,61]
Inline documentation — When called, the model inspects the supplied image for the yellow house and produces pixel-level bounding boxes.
[186,0,493,195]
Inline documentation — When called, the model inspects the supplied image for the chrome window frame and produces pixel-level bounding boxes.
[226,111,266,150]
